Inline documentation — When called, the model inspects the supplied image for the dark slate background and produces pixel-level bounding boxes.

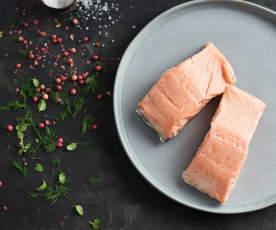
[0,0,276,229]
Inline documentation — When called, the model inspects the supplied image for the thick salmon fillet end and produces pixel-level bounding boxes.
[138,42,236,142]
[183,86,266,203]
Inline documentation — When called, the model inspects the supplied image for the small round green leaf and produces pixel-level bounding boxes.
[59,172,66,184]
[34,163,43,172]
[32,78,39,87]
[38,99,46,112]
[66,143,77,151]
[75,205,84,216]
[35,180,47,192]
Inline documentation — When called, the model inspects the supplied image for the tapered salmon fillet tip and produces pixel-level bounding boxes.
[183,86,266,203]
[137,42,236,142]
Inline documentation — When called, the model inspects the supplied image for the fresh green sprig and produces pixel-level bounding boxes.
[81,115,95,136]
[11,161,28,181]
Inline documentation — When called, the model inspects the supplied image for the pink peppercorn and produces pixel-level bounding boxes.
[57,98,62,103]
[6,125,13,132]
[52,39,57,44]
[33,19,40,25]
[29,53,35,59]
[63,51,69,57]
[16,63,21,69]
[42,94,48,100]
[18,36,24,42]
[95,65,102,72]
[40,84,45,90]
[67,58,73,64]
[56,78,61,83]
[57,138,63,143]
[24,162,28,166]
[78,75,83,80]
[106,90,112,96]
[92,55,99,61]
[51,34,57,40]
[70,88,76,95]
[0,181,2,187]
[83,36,88,42]
[72,18,79,25]
[71,48,76,53]
[60,76,67,81]
[56,142,63,148]
[38,123,45,129]
[23,22,29,28]
[36,88,41,93]
[79,80,85,85]
[56,85,62,91]
[45,88,52,93]
[71,74,77,81]
[92,124,98,130]
[16,88,19,93]
[57,38,63,43]
[32,97,38,103]
[45,120,51,126]
[41,47,46,52]
[74,82,78,87]
[2,206,8,211]
[97,94,102,100]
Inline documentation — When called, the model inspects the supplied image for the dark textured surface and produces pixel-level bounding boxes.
[0,0,276,229]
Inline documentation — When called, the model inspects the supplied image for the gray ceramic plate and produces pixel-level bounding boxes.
[114,0,276,213]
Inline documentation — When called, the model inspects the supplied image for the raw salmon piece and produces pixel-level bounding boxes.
[138,42,236,142]
[183,86,266,203]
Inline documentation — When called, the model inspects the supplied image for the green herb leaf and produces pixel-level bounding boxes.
[17,131,24,140]
[66,143,77,151]
[12,161,28,181]
[89,177,101,184]
[16,123,28,132]
[53,17,60,25]
[0,100,25,112]
[27,192,39,198]
[38,99,46,112]
[75,205,84,216]
[89,219,100,229]
[0,31,3,38]
[81,115,95,136]
[32,78,39,87]
[36,180,47,191]
[44,184,70,204]
[34,163,43,172]
[59,172,66,184]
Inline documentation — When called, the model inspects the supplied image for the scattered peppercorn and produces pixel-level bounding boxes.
[56,78,61,84]
[38,123,45,129]
[56,85,62,91]
[57,138,63,143]
[23,22,29,28]
[72,18,79,25]
[6,125,13,132]
[97,94,102,100]
[42,94,49,100]
[67,58,73,64]
[95,65,102,72]
[92,55,99,61]
[70,88,76,95]
[83,36,89,42]
[56,142,63,148]
[71,75,77,81]
[33,96,38,102]
[92,124,98,130]
[71,48,76,53]
[16,63,21,69]
[57,38,63,43]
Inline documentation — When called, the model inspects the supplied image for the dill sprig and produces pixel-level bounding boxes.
[44,184,70,204]
[11,160,28,181]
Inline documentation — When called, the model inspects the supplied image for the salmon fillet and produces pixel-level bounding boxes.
[183,86,266,203]
[137,42,236,142]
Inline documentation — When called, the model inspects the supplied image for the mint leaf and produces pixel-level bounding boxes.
[66,143,77,151]
[75,205,84,216]
[34,163,43,172]
[59,172,66,184]
[89,219,100,229]
[36,180,47,191]
[38,99,46,112]
[32,78,39,87]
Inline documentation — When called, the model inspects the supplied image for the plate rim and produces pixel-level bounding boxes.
[113,0,276,214]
